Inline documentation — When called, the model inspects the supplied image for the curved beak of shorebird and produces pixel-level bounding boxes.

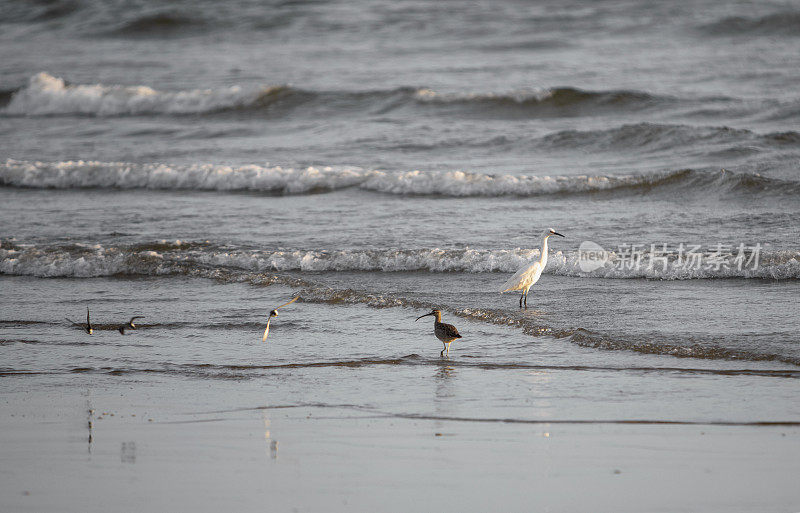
[415,311,435,322]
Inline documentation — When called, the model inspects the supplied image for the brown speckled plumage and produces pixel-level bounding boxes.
[416,309,462,357]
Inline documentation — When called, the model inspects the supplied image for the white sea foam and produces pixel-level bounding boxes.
[2,243,798,280]
[547,249,800,280]
[360,169,645,196]
[413,88,556,104]
[1,72,275,116]
[0,159,677,196]
[0,159,366,193]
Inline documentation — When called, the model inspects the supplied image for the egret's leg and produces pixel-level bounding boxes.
[519,293,523,308]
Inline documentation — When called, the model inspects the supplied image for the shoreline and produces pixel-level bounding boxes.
[2,373,799,513]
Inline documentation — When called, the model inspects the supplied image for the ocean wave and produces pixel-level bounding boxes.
[49,361,800,379]
[699,12,800,36]
[1,0,78,23]
[105,11,206,37]
[382,123,800,156]
[0,89,15,108]
[0,73,291,116]
[3,159,800,199]
[475,39,573,52]
[2,240,798,280]
[1,73,674,118]
[0,159,366,193]
[538,123,800,153]
[413,86,667,115]
[568,330,800,367]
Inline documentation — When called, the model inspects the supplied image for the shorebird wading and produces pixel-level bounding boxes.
[415,309,462,357]
[500,228,564,308]
[118,316,145,334]
[262,296,299,342]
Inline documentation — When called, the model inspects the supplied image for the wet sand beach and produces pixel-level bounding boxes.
[2,366,798,512]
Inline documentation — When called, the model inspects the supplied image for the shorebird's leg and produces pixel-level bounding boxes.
[441,342,447,357]
[446,342,451,356]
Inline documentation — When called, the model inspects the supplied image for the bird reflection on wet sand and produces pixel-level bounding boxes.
[263,410,278,461]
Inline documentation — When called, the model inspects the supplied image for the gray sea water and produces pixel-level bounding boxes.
[2,0,800,437]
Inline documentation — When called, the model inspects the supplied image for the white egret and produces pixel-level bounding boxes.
[415,309,462,357]
[500,228,565,308]
[262,296,299,342]
[118,316,145,334]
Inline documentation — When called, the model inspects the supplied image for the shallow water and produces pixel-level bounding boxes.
[3,276,798,423]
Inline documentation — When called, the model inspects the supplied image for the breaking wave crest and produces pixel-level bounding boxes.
[0,159,366,194]
[3,159,799,198]
[1,73,291,116]
[2,240,798,280]
[2,73,674,118]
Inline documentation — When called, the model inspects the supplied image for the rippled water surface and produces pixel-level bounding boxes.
[1,0,799,435]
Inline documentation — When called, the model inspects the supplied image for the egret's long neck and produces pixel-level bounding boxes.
[540,235,550,267]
